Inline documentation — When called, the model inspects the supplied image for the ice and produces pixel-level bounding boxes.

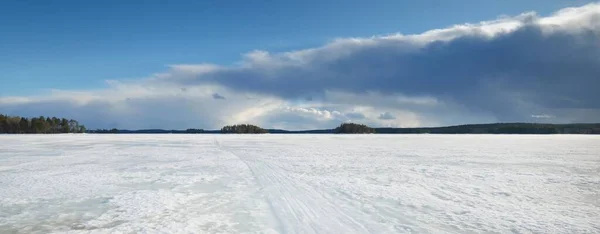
[0,134,598,233]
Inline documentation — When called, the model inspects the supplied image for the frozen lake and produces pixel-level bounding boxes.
[0,135,598,233]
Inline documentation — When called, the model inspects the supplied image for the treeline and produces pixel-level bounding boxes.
[0,114,86,134]
[221,124,268,134]
[87,123,600,134]
[89,128,205,134]
[375,123,600,134]
[334,123,376,134]
[272,122,600,134]
[5,115,597,134]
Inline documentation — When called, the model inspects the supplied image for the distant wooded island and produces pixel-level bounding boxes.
[2,114,599,134]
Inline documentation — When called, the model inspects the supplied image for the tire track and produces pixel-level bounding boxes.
[213,138,285,233]
[218,139,371,234]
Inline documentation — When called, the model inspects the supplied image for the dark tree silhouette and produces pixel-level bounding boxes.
[0,114,86,134]
[375,123,600,134]
[221,124,268,134]
[334,123,376,134]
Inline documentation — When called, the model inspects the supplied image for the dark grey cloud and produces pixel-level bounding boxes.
[175,7,600,122]
[212,93,226,100]
[378,112,396,120]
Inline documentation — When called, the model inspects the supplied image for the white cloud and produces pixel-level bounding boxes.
[531,114,554,119]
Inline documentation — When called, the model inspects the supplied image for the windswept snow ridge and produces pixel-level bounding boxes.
[0,135,598,233]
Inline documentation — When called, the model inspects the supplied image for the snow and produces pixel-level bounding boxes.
[0,134,598,233]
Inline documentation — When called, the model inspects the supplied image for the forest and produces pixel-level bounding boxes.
[0,114,86,133]
[221,124,269,134]
[334,123,376,134]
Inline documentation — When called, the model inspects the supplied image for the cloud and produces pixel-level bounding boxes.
[171,3,600,122]
[378,112,396,120]
[531,114,554,119]
[212,93,226,100]
[1,3,599,129]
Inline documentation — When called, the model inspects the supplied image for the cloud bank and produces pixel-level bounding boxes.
[2,3,599,129]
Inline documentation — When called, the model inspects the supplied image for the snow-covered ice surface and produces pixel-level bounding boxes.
[0,135,598,234]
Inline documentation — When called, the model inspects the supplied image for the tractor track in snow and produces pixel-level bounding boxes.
[213,138,286,233]
[213,138,371,234]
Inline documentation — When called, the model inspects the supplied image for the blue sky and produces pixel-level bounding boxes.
[1,1,599,129]
[0,0,589,95]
